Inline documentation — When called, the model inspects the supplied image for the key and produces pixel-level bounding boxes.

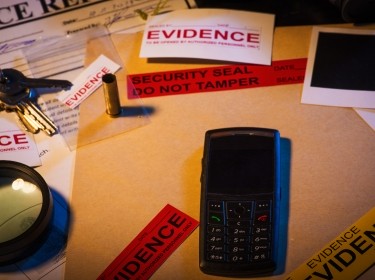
[0,68,72,105]
[17,100,58,136]
[19,100,58,136]
[0,101,39,134]
[15,108,40,134]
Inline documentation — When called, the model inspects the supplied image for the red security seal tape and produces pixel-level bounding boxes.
[127,58,307,99]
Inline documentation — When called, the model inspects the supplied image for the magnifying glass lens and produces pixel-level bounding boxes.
[0,161,53,265]
[0,177,43,242]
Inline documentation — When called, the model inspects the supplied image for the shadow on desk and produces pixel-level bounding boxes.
[119,105,155,117]
[276,137,292,275]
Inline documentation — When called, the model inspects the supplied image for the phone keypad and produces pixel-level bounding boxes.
[206,200,272,263]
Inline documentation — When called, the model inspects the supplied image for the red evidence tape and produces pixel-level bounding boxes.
[127,58,307,99]
[97,204,199,280]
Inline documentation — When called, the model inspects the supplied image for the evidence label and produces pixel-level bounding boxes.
[286,207,375,280]
[97,204,199,280]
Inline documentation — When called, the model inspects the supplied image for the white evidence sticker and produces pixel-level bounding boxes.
[58,55,121,109]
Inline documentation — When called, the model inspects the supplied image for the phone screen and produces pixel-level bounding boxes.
[207,134,274,195]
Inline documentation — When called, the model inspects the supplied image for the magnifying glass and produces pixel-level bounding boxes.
[0,160,53,265]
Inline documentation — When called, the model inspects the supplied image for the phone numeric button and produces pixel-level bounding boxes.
[253,235,270,243]
[227,236,248,244]
[208,225,224,234]
[228,245,247,254]
[251,243,270,254]
[228,254,248,263]
[208,244,225,252]
[208,234,224,243]
[227,226,250,236]
[253,225,270,235]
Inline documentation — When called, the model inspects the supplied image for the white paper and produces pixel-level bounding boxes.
[301,27,375,109]
[58,55,121,109]
[355,108,375,130]
[0,115,41,167]
[140,9,275,65]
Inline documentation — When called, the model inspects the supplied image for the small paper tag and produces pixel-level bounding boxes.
[58,54,121,109]
[286,207,375,280]
[97,204,199,280]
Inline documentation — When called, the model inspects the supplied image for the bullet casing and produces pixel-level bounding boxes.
[102,73,121,116]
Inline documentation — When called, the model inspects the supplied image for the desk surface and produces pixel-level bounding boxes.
[65,25,375,279]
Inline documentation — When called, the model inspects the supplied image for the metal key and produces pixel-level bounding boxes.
[15,108,40,134]
[0,68,72,105]
[0,101,39,134]
[0,68,71,136]
[17,100,58,136]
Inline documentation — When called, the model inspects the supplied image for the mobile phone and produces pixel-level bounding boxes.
[199,127,281,277]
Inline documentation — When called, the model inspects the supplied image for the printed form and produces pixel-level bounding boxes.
[0,1,194,279]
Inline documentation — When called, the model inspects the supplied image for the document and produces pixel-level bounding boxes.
[0,1,193,279]
[1,0,194,74]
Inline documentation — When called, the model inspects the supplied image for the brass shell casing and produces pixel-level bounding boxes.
[102,73,121,116]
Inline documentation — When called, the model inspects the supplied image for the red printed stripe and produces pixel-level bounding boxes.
[127,58,307,99]
[97,204,199,280]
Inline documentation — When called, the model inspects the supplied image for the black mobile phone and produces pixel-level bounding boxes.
[199,127,281,277]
